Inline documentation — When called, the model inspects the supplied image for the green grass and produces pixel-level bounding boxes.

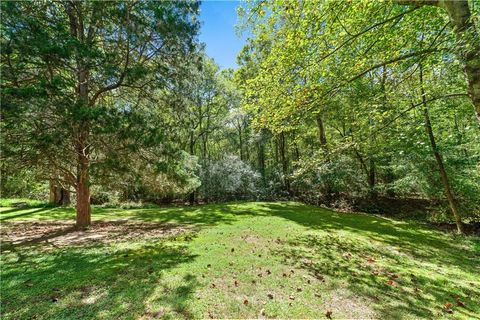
[1,201,479,319]
[0,198,49,208]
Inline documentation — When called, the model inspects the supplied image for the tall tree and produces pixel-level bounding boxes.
[1,1,200,227]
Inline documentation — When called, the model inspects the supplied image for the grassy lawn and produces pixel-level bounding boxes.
[1,202,479,319]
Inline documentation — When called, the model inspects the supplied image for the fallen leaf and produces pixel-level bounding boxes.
[367,257,375,263]
[289,295,295,300]
[267,293,274,299]
[326,310,332,319]
[387,280,395,286]
[243,299,249,305]
[153,310,164,318]
[234,280,239,287]
[444,302,453,309]
[297,287,303,292]
[457,300,466,307]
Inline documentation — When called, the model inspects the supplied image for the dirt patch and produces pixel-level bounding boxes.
[0,220,193,248]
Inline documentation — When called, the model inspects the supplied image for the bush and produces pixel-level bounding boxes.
[199,155,261,201]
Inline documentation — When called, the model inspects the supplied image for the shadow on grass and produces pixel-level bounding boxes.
[0,207,56,220]
[1,241,199,319]
[256,202,480,318]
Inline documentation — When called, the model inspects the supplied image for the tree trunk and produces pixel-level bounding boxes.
[188,132,196,205]
[50,181,71,206]
[76,146,91,228]
[238,124,244,161]
[317,115,328,151]
[279,132,290,194]
[368,158,377,200]
[420,65,464,234]
[316,114,334,202]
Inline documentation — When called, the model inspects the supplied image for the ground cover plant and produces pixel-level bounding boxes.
[1,202,479,319]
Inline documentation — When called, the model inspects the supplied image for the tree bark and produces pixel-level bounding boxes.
[65,2,92,227]
[188,132,196,205]
[50,181,71,206]
[420,64,464,234]
[76,143,91,228]
[279,132,290,194]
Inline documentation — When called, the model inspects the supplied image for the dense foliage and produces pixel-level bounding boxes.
[1,0,479,232]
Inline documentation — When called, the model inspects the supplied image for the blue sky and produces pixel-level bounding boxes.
[199,0,247,69]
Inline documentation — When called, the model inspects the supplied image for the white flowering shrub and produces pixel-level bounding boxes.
[199,155,261,201]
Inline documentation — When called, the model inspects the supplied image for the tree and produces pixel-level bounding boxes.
[1,1,200,227]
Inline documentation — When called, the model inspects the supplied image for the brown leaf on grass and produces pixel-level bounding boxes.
[457,300,466,307]
[386,280,395,286]
[367,257,375,263]
[267,293,274,299]
[234,280,239,287]
[371,270,379,276]
[296,287,303,292]
[388,272,399,279]
[210,283,216,288]
[289,295,295,300]
[243,299,249,305]
[153,310,165,318]
[444,302,453,309]
[325,310,333,319]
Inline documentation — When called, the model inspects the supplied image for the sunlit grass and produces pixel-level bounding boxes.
[1,202,479,319]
